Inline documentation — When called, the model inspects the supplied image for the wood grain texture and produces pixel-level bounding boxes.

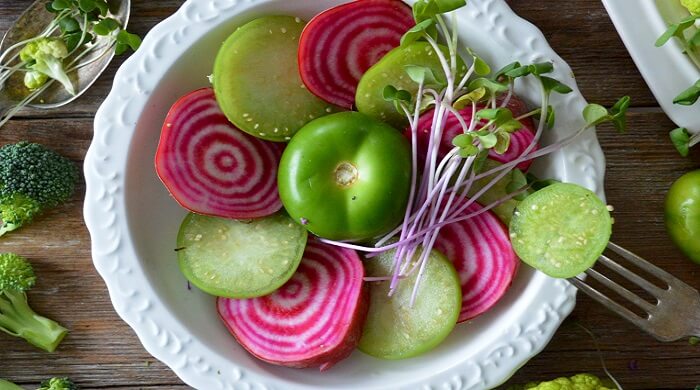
[0,0,699,389]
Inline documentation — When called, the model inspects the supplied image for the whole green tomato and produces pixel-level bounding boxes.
[278,111,411,241]
[665,169,700,264]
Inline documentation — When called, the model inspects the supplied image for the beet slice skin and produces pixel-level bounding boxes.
[155,88,283,219]
[405,96,538,171]
[435,201,519,322]
[217,240,368,370]
[298,0,415,109]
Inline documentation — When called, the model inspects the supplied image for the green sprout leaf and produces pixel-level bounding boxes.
[51,0,71,10]
[64,31,93,52]
[78,0,97,12]
[506,169,528,200]
[655,15,700,47]
[546,105,556,128]
[466,48,490,76]
[581,96,631,133]
[505,62,554,79]
[434,0,467,13]
[493,131,511,155]
[412,0,440,23]
[670,127,691,157]
[494,61,521,81]
[94,0,109,16]
[458,144,479,157]
[582,104,609,127]
[115,30,142,53]
[93,18,120,36]
[468,77,508,95]
[453,87,486,109]
[405,64,443,86]
[58,17,80,34]
[401,19,435,46]
[477,132,497,149]
[452,133,474,148]
[673,79,700,106]
[498,119,523,133]
[540,76,573,95]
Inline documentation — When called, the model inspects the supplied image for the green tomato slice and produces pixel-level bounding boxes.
[213,15,340,142]
[359,248,462,360]
[509,182,612,278]
[355,42,466,128]
[177,212,307,298]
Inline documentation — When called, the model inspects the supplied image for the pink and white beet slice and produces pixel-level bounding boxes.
[155,88,283,219]
[217,240,368,370]
[298,0,415,109]
[435,201,519,322]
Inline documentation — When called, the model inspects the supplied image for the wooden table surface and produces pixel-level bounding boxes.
[1,0,699,389]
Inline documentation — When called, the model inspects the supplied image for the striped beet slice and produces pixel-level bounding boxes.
[217,240,368,370]
[406,96,538,171]
[155,88,283,219]
[435,201,519,322]
[298,0,414,109]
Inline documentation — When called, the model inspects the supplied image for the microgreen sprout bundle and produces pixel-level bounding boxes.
[321,0,630,304]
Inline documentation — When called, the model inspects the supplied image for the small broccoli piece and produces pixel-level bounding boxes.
[24,71,49,90]
[508,373,616,390]
[0,379,24,390]
[0,253,68,352]
[19,38,75,95]
[682,0,700,14]
[0,142,78,237]
[38,377,77,390]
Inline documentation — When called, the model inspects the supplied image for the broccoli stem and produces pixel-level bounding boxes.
[0,379,23,390]
[0,290,67,352]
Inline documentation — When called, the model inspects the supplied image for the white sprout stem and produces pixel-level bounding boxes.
[435,15,456,76]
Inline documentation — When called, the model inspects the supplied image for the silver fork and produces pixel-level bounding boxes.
[568,242,700,342]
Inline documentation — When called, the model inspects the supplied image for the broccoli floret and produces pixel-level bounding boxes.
[0,379,24,390]
[19,38,75,95]
[0,142,78,237]
[38,377,77,390]
[0,253,68,352]
[509,373,616,390]
[682,0,700,14]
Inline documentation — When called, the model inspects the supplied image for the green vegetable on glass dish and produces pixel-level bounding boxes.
[0,0,141,128]
[0,141,78,237]
[0,253,68,352]
[38,377,78,390]
[665,169,700,264]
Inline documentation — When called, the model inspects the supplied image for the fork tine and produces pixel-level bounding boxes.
[597,254,666,297]
[607,242,675,284]
[568,276,650,330]
[585,268,656,312]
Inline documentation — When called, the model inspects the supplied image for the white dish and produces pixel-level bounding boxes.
[84,0,604,389]
[603,0,700,134]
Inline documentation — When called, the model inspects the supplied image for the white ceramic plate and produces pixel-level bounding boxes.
[603,0,700,134]
[85,1,605,389]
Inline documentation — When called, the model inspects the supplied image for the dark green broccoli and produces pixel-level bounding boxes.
[0,253,68,352]
[0,142,78,236]
[38,377,77,390]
